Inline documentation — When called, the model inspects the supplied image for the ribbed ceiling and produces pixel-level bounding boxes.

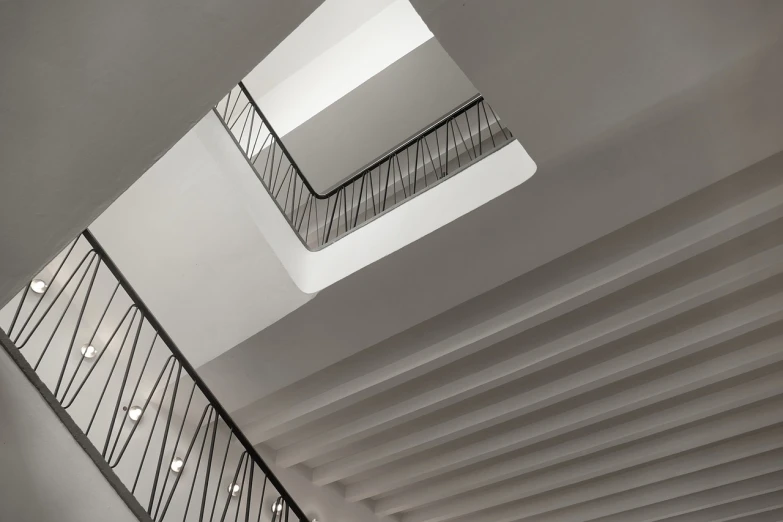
[234,155,783,522]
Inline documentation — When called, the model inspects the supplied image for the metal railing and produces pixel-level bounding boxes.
[214,82,512,249]
[0,230,307,522]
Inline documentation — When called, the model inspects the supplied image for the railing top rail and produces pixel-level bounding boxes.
[222,79,511,248]
[237,81,484,200]
[82,229,308,522]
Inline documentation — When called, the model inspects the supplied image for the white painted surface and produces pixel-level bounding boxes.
[243,0,395,98]
[199,110,536,293]
[0,0,324,307]
[245,0,433,138]
[0,346,141,522]
[256,444,392,522]
[219,159,783,522]
[90,120,315,368]
[281,39,478,192]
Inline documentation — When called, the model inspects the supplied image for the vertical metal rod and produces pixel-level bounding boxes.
[109,352,173,468]
[61,304,138,408]
[245,461,255,522]
[107,333,160,466]
[11,237,79,342]
[7,282,31,339]
[133,360,176,494]
[209,432,235,522]
[101,314,146,456]
[15,249,96,348]
[152,383,197,518]
[33,253,98,371]
[353,174,366,227]
[148,363,182,513]
[232,456,250,522]
[477,103,482,155]
[157,403,211,521]
[220,452,247,522]
[255,478,268,522]
[183,408,216,522]
[86,308,141,434]
[199,415,220,522]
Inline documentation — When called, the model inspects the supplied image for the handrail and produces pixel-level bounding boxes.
[237,82,484,199]
[0,231,307,522]
[236,82,318,196]
[331,93,484,195]
[215,81,512,249]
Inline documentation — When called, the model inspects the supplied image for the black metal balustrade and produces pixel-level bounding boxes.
[214,82,512,249]
[0,230,307,522]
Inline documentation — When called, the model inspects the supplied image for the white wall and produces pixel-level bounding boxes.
[244,0,433,139]
[0,343,142,522]
[281,38,478,192]
[90,118,315,368]
[243,0,396,98]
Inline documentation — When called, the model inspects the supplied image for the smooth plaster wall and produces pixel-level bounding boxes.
[90,118,314,369]
[281,38,478,192]
[0,344,142,522]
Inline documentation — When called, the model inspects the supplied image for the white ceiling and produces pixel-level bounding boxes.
[196,1,783,521]
[235,152,783,522]
[411,0,783,168]
[0,0,324,308]
[3,1,781,521]
[200,2,783,412]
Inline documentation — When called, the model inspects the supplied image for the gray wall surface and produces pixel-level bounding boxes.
[0,0,323,308]
[0,344,142,522]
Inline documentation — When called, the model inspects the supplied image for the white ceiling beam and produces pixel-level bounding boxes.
[310,295,783,483]
[530,470,783,522]
[344,336,783,500]
[718,508,783,522]
[663,500,783,522]
[385,401,783,521]
[437,447,783,522]
[370,371,783,510]
[242,184,783,444]
[277,246,783,466]
[593,476,783,522]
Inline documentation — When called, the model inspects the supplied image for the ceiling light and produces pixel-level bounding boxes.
[30,279,48,294]
[127,405,143,422]
[228,483,241,497]
[272,499,283,514]
[170,457,184,473]
[80,344,98,359]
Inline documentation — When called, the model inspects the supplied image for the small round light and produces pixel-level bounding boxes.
[30,279,48,294]
[127,405,143,422]
[170,457,184,473]
[80,344,98,359]
[272,499,283,514]
[228,483,241,497]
